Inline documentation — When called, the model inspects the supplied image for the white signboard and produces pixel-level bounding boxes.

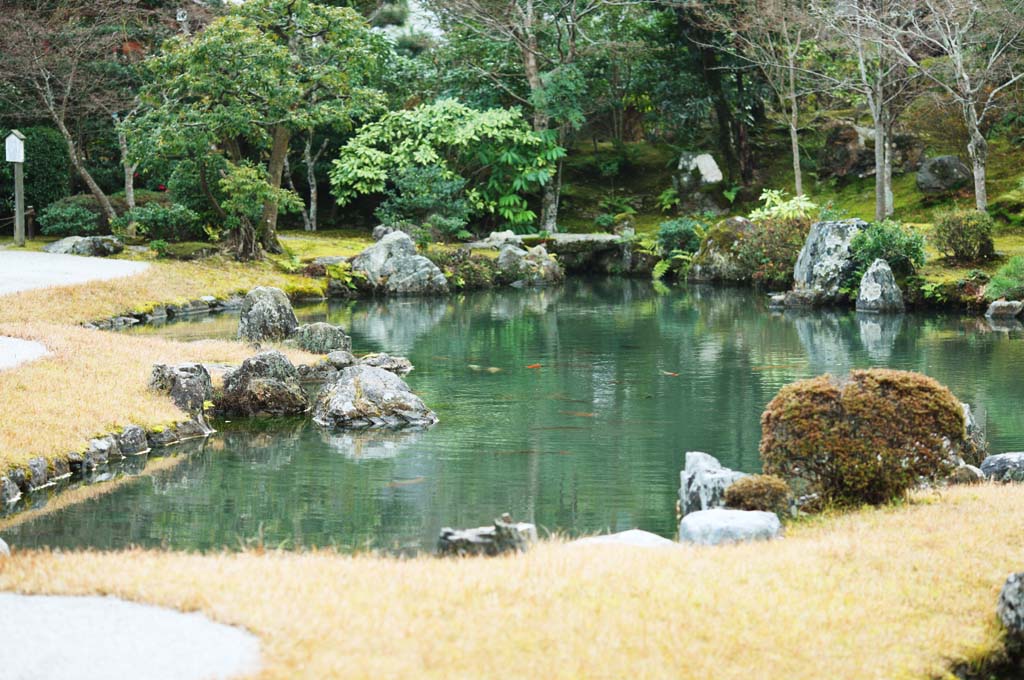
[5,131,25,164]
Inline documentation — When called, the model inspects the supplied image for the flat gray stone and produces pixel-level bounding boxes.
[0,594,260,680]
[572,529,676,548]
[986,300,1024,319]
[981,452,1024,482]
[678,508,782,546]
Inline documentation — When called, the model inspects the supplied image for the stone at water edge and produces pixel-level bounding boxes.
[218,351,308,417]
[359,353,413,375]
[678,508,782,546]
[981,452,1024,482]
[790,219,867,304]
[149,363,214,432]
[237,286,298,343]
[379,253,448,295]
[118,425,150,455]
[572,529,676,548]
[437,515,537,557]
[678,451,747,517]
[999,573,1024,641]
[986,300,1024,319]
[293,322,352,354]
[312,365,437,429]
[856,259,904,313]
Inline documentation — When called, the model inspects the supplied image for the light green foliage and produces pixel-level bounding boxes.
[219,162,303,226]
[850,220,927,278]
[330,99,564,232]
[38,202,100,237]
[986,256,1024,300]
[932,209,996,262]
[375,166,472,242]
[749,189,818,222]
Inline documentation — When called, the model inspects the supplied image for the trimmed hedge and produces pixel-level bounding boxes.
[724,475,791,515]
[761,369,970,507]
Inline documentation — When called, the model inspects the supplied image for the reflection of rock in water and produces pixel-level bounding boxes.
[342,298,448,354]
[490,285,565,321]
[787,309,855,374]
[857,312,904,362]
[319,428,423,460]
[987,317,1024,333]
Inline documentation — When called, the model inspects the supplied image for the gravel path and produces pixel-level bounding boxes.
[0,251,149,371]
[0,594,261,680]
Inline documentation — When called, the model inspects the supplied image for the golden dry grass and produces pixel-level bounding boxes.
[0,485,1019,679]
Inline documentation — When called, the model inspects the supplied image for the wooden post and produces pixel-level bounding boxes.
[5,130,26,247]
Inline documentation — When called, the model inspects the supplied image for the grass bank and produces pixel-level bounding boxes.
[1,485,1022,679]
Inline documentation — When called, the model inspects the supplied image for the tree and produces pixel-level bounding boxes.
[856,0,1024,210]
[328,99,565,234]
[133,0,387,257]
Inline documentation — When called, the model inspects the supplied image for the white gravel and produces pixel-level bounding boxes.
[0,594,261,680]
[0,251,150,371]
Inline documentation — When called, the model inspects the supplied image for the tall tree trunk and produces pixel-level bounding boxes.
[520,8,560,233]
[52,115,117,222]
[883,119,894,217]
[733,73,754,185]
[965,108,988,210]
[259,124,290,253]
[872,96,886,222]
[115,123,138,236]
[304,135,319,232]
[697,43,737,181]
[786,61,803,196]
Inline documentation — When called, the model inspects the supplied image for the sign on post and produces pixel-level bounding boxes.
[5,130,25,247]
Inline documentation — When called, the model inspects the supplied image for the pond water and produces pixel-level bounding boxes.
[6,279,1024,552]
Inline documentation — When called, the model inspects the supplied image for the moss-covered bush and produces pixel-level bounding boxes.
[932,209,995,262]
[986,255,1024,301]
[724,475,791,515]
[425,248,505,290]
[761,369,969,507]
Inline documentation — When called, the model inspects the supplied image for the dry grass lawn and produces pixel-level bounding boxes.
[0,485,1020,679]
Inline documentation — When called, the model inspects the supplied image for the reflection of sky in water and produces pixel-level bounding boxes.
[14,279,1024,553]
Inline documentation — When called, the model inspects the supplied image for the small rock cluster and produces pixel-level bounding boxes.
[496,243,563,286]
[350,231,448,296]
[237,287,352,354]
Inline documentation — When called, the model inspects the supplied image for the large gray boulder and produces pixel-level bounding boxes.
[917,155,971,196]
[437,515,537,557]
[359,353,413,375]
[856,259,904,313]
[293,322,351,354]
[998,572,1024,641]
[678,508,782,546]
[986,300,1024,319]
[219,351,308,417]
[351,231,448,295]
[678,152,723,188]
[237,287,298,343]
[312,365,437,429]
[43,235,123,257]
[981,452,1024,482]
[149,363,213,430]
[790,219,867,304]
[679,451,748,517]
[497,243,563,286]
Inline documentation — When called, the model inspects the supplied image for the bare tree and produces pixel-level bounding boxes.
[285,130,329,232]
[856,0,1024,210]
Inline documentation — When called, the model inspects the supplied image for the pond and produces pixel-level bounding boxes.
[6,279,1024,552]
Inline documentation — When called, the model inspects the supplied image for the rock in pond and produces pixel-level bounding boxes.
[679,451,747,517]
[293,322,351,354]
[359,352,413,375]
[917,155,971,196]
[297,351,357,382]
[981,452,1024,482]
[497,243,563,286]
[312,365,437,429]
[149,363,213,427]
[986,300,1024,319]
[856,259,904,313]
[237,287,298,343]
[118,425,150,455]
[219,351,308,417]
[688,217,753,283]
[572,529,676,548]
[43,235,123,257]
[999,572,1024,641]
[678,508,782,546]
[437,514,537,557]
[351,231,448,296]
[789,219,867,305]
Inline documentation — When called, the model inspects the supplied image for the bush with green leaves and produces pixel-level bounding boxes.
[736,217,810,290]
[986,256,1024,301]
[112,203,204,242]
[749,189,818,222]
[38,202,102,237]
[167,157,230,228]
[656,217,704,255]
[931,209,995,262]
[374,166,472,242]
[0,126,70,215]
[849,220,927,279]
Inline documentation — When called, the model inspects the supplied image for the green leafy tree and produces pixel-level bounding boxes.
[329,99,564,233]
[132,0,387,259]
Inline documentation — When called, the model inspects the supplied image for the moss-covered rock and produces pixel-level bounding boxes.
[688,217,752,283]
[761,369,972,507]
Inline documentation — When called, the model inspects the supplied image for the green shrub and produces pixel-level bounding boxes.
[657,217,704,255]
[38,202,101,236]
[986,255,1024,301]
[112,202,204,242]
[168,156,230,227]
[375,165,472,242]
[735,216,810,290]
[724,475,792,515]
[594,213,616,230]
[749,189,817,222]
[931,209,995,262]
[761,369,972,508]
[849,219,927,279]
[0,126,70,215]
